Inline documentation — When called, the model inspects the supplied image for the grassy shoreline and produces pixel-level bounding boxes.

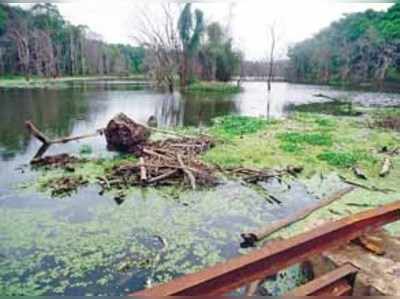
[0,74,147,89]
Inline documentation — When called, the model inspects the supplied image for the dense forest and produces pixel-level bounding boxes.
[287,2,400,87]
[0,4,145,78]
[0,3,242,90]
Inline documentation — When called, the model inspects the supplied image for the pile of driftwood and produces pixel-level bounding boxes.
[98,137,217,194]
[26,113,218,194]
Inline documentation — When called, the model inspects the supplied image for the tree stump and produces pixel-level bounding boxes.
[104,113,151,154]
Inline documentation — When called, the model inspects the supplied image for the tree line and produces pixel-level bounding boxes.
[0,4,145,78]
[286,2,400,87]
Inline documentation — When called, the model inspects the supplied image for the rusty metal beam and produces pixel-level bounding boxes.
[132,201,400,296]
[287,263,358,296]
[314,279,353,296]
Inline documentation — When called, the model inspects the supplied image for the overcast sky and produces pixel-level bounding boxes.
[54,0,392,60]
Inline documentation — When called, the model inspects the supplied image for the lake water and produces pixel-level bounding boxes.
[0,81,399,295]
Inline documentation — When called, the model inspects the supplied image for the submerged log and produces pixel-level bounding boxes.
[240,186,355,246]
[104,113,151,154]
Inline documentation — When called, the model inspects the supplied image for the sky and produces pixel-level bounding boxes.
[53,0,393,60]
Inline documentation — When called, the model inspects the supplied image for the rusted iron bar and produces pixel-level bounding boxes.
[286,263,358,296]
[315,279,353,296]
[131,201,400,296]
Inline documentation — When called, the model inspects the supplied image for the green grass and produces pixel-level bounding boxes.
[184,81,241,94]
[278,132,333,147]
[210,115,270,138]
[317,151,359,168]
[203,110,400,181]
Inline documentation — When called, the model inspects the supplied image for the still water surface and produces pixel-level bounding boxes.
[0,81,399,295]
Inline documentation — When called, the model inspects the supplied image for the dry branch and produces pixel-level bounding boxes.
[147,169,178,185]
[25,121,51,144]
[177,154,196,190]
[139,157,148,184]
[240,186,355,246]
[26,121,102,146]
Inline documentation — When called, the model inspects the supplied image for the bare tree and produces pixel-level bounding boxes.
[132,3,182,93]
[267,24,276,92]
[265,22,285,119]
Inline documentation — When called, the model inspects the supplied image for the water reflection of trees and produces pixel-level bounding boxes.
[156,93,185,127]
[0,87,239,159]
[155,92,238,128]
[0,89,88,159]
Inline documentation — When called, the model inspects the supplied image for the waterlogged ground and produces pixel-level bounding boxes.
[1,81,400,295]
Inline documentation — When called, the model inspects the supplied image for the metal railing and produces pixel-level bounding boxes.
[131,201,400,296]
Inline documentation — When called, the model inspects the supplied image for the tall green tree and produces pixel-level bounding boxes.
[178,3,205,86]
[198,22,241,82]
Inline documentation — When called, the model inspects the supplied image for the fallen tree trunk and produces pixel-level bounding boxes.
[240,186,355,246]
